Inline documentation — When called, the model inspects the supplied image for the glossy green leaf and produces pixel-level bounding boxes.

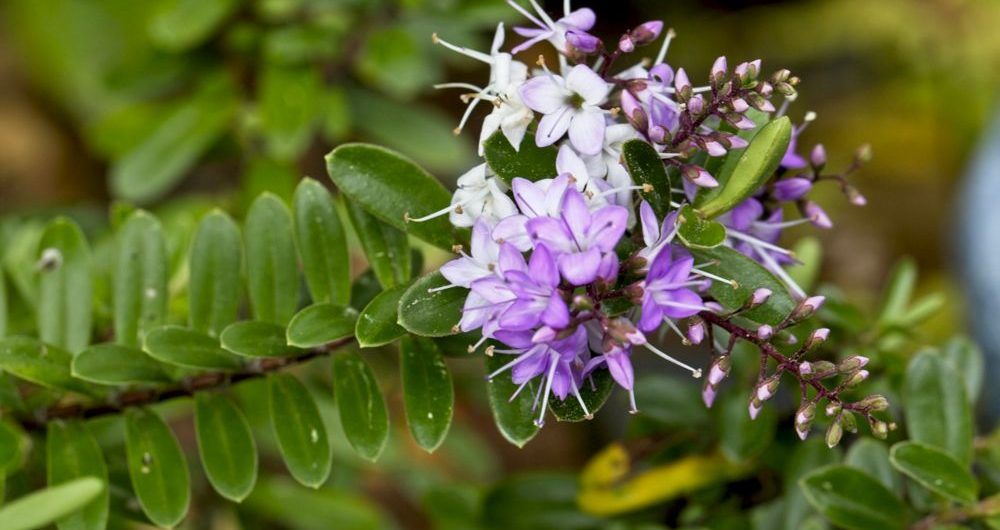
[398,272,466,337]
[258,64,322,160]
[113,211,168,348]
[702,109,771,179]
[400,336,454,452]
[350,269,383,312]
[783,438,841,530]
[845,439,901,495]
[125,407,190,528]
[221,321,302,358]
[195,392,258,502]
[889,441,978,505]
[37,218,92,354]
[877,258,916,326]
[293,179,350,305]
[0,421,20,472]
[245,194,299,325]
[268,373,331,488]
[189,211,243,337]
[345,200,410,289]
[287,304,357,348]
[72,343,171,385]
[325,143,465,251]
[716,391,777,462]
[550,368,614,422]
[110,75,236,202]
[0,337,96,395]
[0,477,105,530]
[696,117,792,218]
[148,0,238,51]
[941,336,984,404]
[903,350,973,465]
[333,352,389,461]
[485,354,539,448]
[622,139,673,219]
[46,421,108,530]
[690,246,796,325]
[355,285,408,348]
[799,465,907,530]
[143,326,244,371]
[482,130,558,185]
[675,205,727,249]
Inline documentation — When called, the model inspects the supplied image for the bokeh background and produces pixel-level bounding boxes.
[1,0,998,528]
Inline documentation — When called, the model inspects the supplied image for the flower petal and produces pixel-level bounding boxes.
[440,258,487,288]
[528,244,561,287]
[558,247,601,285]
[497,242,527,274]
[637,296,664,332]
[561,8,596,30]
[605,351,635,390]
[536,106,573,147]
[565,64,609,105]
[541,295,570,329]
[519,76,566,114]
[568,107,606,156]
[493,215,532,251]
[587,205,628,252]
[639,201,660,247]
[556,144,591,185]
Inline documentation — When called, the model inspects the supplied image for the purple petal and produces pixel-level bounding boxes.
[440,258,486,288]
[550,364,574,400]
[560,188,592,244]
[498,242,528,274]
[528,244,560,287]
[561,8,596,30]
[493,215,532,252]
[586,205,628,252]
[659,288,704,319]
[470,220,495,260]
[773,177,812,201]
[605,352,635,390]
[558,247,601,285]
[542,295,570,329]
[637,296,664,332]
[662,255,694,285]
[568,107,606,156]
[597,251,619,282]
[500,299,542,331]
[639,201,660,247]
[647,247,674,281]
[526,216,572,254]
[519,76,566,114]
[512,351,548,384]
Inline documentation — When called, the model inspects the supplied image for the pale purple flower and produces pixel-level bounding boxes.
[638,250,705,332]
[508,0,597,55]
[773,177,813,201]
[525,187,628,285]
[780,111,816,169]
[496,244,571,331]
[440,219,500,287]
[636,200,678,268]
[585,342,637,412]
[519,64,611,155]
[492,175,572,251]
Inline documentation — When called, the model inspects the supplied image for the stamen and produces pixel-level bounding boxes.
[657,152,684,159]
[755,245,807,298]
[467,335,489,353]
[528,0,557,27]
[753,218,812,230]
[428,283,461,293]
[595,184,647,198]
[506,0,548,30]
[487,351,537,380]
[433,82,485,92]
[534,351,560,427]
[407,189,488,223]
[645,343,703,378]
[432,33,493,63]
[691,268,739,288]
[663,318,691,345]
[654,27,676,66]
[627,387,638,414]
[727,230,795,257]
[570,378,592,420]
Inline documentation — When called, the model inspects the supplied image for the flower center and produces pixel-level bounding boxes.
[567,92,586,109]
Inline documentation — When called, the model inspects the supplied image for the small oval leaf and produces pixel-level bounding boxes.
[125,407,191,528]
[325,143,466,250]
[332,352,389,461]
[799,465,907,530]
[0,337,98,396]
[355,284,409,348]
[397,272,466,337]
[0,478,105,530]
[189,211,243,337]
[400,336,453,452]
[549,368,614,422]
[286,303,357,348]
[344,200,411,289]
[482,130,558,185]
[484,354,539,448]
[46,421,109,530]
[293,179,351,305]
[113,211,168,348]
[675,205,727,249]
[245,194,299,325]
[889,441,978,505]
[72,343,172,385]
[903,350,973,465]
[143,326,244,371]
[689,246,796,326]
[220,321,302,358]
[195,392,258,502]
[622,139,673,219]
[268,373,331,488]
[37,218,92,354]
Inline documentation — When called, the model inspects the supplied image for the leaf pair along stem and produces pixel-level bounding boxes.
[14,337,355,433]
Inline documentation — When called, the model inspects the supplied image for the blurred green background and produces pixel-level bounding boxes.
[0,0,998,528]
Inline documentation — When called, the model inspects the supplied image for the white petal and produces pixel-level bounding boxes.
[556,144,591,187]
[565,64,610,105]
[536,107,573,147]
[519,76,567,114]
[568,108,605,156]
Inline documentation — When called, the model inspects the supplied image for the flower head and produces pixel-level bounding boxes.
[520,64,611,155]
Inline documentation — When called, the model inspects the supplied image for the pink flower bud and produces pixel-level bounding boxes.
[710,56,727,82]
[750,288,772,307]
[702,384,718,408]
[756,324,774,340]
[798,361,812,376]
[649,125,667,144]
[727,134,749,149]
[703,140,726,157]
[567,30,601,53]
[683,165,718,187]
[631,20,663,45]
[810,143,827,168]
[687,94,705,115]
[687,319,705,345]
[730,98,749,113]
[806,328,830,350]
[674,67,691,92]
[846,186,867,206]
[838,355,869,372]
[707,356,731,386]
[804,201,833,229]
[748,398,762,420]
[618,34,635,53]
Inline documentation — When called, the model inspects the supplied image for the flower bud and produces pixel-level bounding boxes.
[726,134,748,150]
[839,411,858,433]
[869,418,889,439]
[786,334,798,345]
[726,112,756,130]
[631,20,663,46]
[702,383,718,408]
[805,328,830,350]
[846,185,867,206]
[757,81,773,97]
[837,355,869,373]
[772,177,812,202]
[687,94,705,115]
[855,143,873,163]
[687,318,706,345]
[748,397,763,420]
[858,394,889,412]
[795,402,816,440]
[748,288,772,308]
[618,34,635,53]
[825,420,843,448]
[674,68,692,100]
[790,295,826,321]
[755,375,780,402]
[566,30,601,53]
[531,326,557,343]
[803,201,832,229]
[756,324,774,340]
[810,143,827,169]
[844,369,869,387]
[798,361,813,376]
[649,125,667,144]
[608,317,646,346]
[730,97,749,113]
[825,401,842,417]
[710,56,727,85]
[702,139,725,157]
[707,356,731,386]
[682,165,719,187]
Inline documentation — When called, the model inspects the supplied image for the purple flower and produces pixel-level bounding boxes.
[639,250,705,332]
[519,64,611,155]
[525,187,628,285]
[496,244,570,331]
[780,111,816,169]
[585,342,636,411]
[440,219,500,287]
[493,175,572,251]
[772,177,813,201]
[508,0,597,55]
[636,200,678,268]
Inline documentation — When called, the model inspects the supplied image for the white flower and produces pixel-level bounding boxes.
[583,124,641,225]
[519,64,611,155]
[440,220,502,288]
[507,0,596,55]
[406,164,516,228]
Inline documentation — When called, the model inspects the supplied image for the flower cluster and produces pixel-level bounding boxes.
[420,0,880,440]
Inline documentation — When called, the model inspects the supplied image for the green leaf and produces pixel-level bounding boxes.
[622,139,673,219]
[293,179,350,306]
[257,64,322,161]
[110,75,236,202]
[689,246,796,325]
[903,350,973,465]
[889,441,978,505]
[245,194,299,325]
[716,391,777,462]
[845,439,901,495]
[675,205,726,249]
[268,373,331,488]
[325,143,466,251]
[37,218,92,353]
[940,336,984,404]
[148,0,238,51]
[345,200,410,289]
[355,26,432,100]
[399,336,454,452]
[696,116,792,218]
[550,368,614,422]
[113,211,168,348]
[287,304,357,349]
[221,321,302,358]
[189,211,243,337]
[0,260,7,338]
[483,472,599,530]
[877,258,916,326]
[355,285,408,348]
[482,131,558,185]
[783,438,841,530]
[143,326,244,371]
[799,465,907,530]
[398,272,466,337]
[484,354,539,448]
[72,343,171,385]
[46,421,109,530]
[0,421,20,472]
[787,237,823,294]
[0,337,97,395]
[125,407,191,528]
[242,478,390,530]
[0,477,105,530]
[333,352,389,461]
[194,392,258,502]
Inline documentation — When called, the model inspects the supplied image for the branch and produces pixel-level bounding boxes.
[12,336,355,433]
